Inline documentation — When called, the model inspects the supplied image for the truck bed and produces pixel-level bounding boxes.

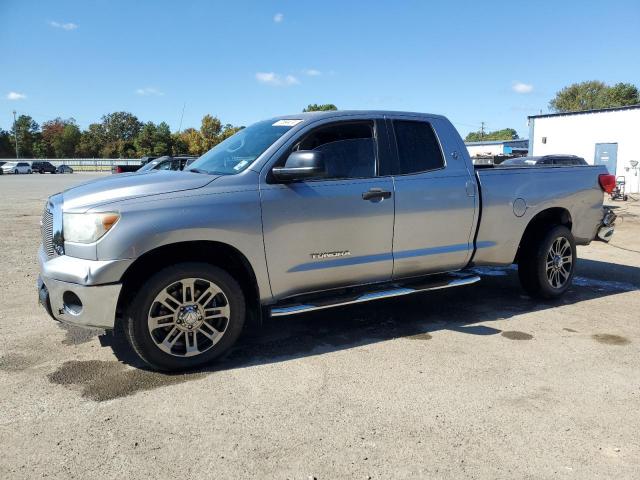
[473,165,608,265]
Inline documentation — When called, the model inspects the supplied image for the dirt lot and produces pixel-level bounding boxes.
[1,173,639,479]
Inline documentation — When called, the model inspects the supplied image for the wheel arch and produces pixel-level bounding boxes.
[514,207,573,263]
[115,240,262,329]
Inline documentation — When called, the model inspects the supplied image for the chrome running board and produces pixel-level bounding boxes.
[270,273,481,317]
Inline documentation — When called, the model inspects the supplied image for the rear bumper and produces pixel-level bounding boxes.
[596,207,617,242]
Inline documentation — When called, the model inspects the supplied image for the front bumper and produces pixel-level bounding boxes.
[37,247,131,329]
[38,275,121,329]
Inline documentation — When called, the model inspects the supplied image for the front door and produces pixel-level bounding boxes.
[594,143,618,175]
[260,119,395,300]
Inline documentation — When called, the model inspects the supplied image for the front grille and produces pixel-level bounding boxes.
[41,204,55,258]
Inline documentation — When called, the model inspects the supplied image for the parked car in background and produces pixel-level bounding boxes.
[112,156,161,174]
[136,155,198,173]
[56,165,74,174]
[500,155,588,167]
[32,161,57,174]
[2,161,32,174]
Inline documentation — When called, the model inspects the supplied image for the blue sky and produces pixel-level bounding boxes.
[1,0,639,138]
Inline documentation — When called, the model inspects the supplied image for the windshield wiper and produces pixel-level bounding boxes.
[187,168,208,174]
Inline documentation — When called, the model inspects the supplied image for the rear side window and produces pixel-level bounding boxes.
[295,121,376,179]
[392,120,444,174]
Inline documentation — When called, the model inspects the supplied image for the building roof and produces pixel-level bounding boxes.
[465,139,528,146]
[528,104,640,120]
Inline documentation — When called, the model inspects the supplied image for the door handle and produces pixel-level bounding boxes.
[362,188,392,201]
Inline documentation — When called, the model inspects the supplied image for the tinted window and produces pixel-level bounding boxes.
[553,158,572,166]
[393,120,444,174]
[295,122,376,179]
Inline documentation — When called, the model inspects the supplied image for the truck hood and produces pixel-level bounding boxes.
[62,170,219,211]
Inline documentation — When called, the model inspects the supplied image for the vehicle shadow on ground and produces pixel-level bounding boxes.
[100,257,639,373]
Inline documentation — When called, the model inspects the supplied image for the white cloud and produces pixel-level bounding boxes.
[273,13,284,23]
[303,69,322,76]
[49,21,78,31]
[512,82,533,94]
[6,91,27,100]
[135,87,164,96]
[255,72,299,87]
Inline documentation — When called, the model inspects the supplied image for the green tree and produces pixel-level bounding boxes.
[465,128,519,142]
[76,123,105,158]
[303,103,338,112]
[10,115,40,158]
[32,141,47,158]
[100,112,142,158]
[549,80,640,112]
[42,118,81,157]
[134,122,158,157]
[152,122,173,156]
[0,129,15,157]
[200,114,222,151]
[605,82,639,107]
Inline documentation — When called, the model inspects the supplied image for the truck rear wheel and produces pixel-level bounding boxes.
[518,225,576,299]
[122,262,245,371]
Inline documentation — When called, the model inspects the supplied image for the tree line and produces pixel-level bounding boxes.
[0,112,243,159]
[464,80,639,142]
[0,103,339,159]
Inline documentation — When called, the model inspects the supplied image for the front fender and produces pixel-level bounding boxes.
[93,187,272,301]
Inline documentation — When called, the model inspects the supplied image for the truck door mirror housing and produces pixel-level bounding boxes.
[272,150,326,182]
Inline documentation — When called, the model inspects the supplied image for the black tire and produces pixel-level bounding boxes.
[122,262,246,371]
[518,225,576,299]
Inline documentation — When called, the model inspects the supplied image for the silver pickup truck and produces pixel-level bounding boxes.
[37,111,617,371]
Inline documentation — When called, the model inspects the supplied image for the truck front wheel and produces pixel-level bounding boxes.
[518,225,576,299]
[122,262,246,371]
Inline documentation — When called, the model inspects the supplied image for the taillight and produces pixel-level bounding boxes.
[598,174,616,193]
[116,166,123,174]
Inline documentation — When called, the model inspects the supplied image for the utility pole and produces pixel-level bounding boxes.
[177,102,186,133]
[12,110,19,159]
[480,121,485,141]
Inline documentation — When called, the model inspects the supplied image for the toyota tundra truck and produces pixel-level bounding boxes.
[37,111,617,371]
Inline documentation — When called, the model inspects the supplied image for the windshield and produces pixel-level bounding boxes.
[187,119,298,175]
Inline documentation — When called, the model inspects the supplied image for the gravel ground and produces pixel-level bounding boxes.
[1,173,639,479]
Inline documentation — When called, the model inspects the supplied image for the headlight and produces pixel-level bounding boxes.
[63,212,120,244]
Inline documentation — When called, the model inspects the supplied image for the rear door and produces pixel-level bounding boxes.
[260,118,395,299]
[388,116,477,278]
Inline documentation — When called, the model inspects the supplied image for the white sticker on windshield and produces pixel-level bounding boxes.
[272,119,303,127]
[233,160,249,171]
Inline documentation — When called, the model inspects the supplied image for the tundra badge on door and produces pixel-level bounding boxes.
[310,251,351,260]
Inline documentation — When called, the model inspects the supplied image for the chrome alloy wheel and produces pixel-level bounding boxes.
[545,237,573,289]
[147,278,230,357]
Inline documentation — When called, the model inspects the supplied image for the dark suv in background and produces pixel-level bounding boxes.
[32,161,57,174]
[500,155,588,167]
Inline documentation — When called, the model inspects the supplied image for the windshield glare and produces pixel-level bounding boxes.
[187,119,297,175]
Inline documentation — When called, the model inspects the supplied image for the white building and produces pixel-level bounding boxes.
[465,139,529,158]
[528,105,640,193]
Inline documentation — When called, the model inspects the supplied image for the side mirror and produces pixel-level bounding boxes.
[272,150,326,182]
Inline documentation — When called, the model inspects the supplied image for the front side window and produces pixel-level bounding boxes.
[393,120,444,174]
[293,121,376,179]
